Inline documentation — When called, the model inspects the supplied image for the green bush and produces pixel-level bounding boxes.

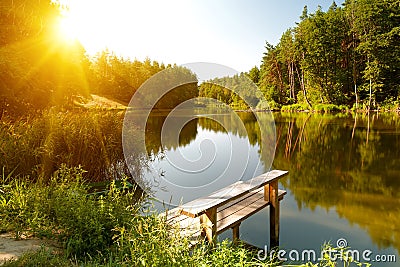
[313,104,345,113]
[281,104,309,112]
[380,97,400,111]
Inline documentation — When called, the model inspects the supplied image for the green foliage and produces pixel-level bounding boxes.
[256,99,281,111]
[89,53,169,105]
[247,66,261,84]
[313,104,346,113]
[380,97,400,111]
[0,165,143,257]
[150,66,199,110]
[199,72,262,110]
[281,104,309,112]
[280,103,349,113]
[0,166,271,265]
[258,0,400,109]
[0,110,143,182]
[0,0,59,45]
[111,213,195,266]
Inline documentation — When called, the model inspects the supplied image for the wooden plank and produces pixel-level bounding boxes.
[163,190,286,231]
[216,189,286,234]
[163,189,286,248]
[180,170,288,217]
[165,189,286,235]
[217,187,264,214]
[217,188,265,224]
[217,188,285,223]
[264,184,270,202]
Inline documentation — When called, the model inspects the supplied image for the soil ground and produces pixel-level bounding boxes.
[0,233,59,265]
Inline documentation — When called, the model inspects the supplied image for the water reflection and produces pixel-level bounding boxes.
[145,113,198,155]
[143,111,400,260]
[272,113,400,256]
[142,109,269,206]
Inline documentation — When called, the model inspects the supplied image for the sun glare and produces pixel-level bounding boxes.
[58,16,78,42]
[55,0,142,54]
[54,0,198,61]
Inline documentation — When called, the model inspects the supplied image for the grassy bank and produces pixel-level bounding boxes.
[279,102,400,113]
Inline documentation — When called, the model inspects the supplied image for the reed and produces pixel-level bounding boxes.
[0,109,143,183]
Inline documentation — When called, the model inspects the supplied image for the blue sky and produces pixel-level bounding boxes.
[183,0,346,71]
[64,0,345,72]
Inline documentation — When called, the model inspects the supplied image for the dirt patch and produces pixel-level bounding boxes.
[0,233,60,265]
[74,94,127,109]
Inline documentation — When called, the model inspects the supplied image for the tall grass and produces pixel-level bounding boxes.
[0,109,143,182]
[0,165,143,256]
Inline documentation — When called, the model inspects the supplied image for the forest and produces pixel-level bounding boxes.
[1,0,399,116]
[201,0,400,111]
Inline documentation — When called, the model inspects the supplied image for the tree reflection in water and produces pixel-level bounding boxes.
[143,111,400,253]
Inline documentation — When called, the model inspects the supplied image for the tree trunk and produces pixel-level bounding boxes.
[295,62,311,107]
[274,58,284,102]
[290,61,296,101]
[354,83,358,110]
[368,78,372,112]
[351,6,358,111]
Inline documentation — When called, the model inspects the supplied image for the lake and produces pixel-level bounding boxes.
[139,111,400,265]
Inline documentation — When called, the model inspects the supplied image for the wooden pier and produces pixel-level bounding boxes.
[161,170,288,247]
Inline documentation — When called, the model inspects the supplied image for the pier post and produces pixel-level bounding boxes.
[269,180,280,248]
[200,207,217,245]
[232,223,241,243]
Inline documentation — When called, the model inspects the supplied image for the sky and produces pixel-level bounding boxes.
[63,0,345,72]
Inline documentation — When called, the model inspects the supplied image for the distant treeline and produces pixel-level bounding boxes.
[201,0,399,110]
[199,72,262,110]
[89,52,198,109]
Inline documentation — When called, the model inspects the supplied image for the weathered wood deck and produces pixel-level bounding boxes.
[160,170,288,247]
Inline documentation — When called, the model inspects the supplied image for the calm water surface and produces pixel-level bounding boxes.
[143,112,400,265]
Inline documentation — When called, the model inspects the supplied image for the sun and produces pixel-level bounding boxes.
[54,0,136,55]
[57,15,79,42]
